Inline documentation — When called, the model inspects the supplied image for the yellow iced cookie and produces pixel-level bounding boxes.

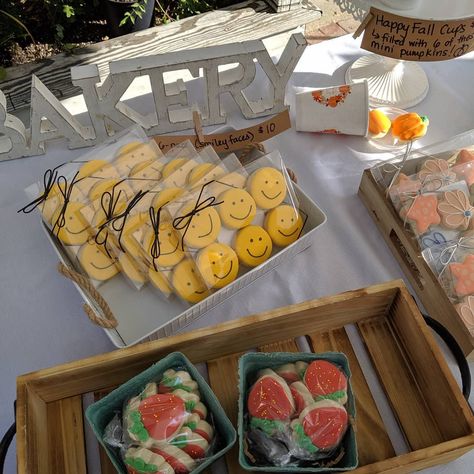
[143,220,185,268]
[190,165,226,189]
[121,212,148,258]
[52,202,90,246]
[128,161,163,192]
[172,259,210,303]
[264,205,303,247]
[162,158,188,178]
[118,252,147,286]
[77,239,119,281]
[163,160,197,188]
[187,163,215,186]
[234,225,272,267]
[114,141,160,175]
[40,189,63,224]
[149,267,173,295]
[152,188,184,210]
[76,160,119,195]
[177,202,221,249]
[196,243,239,289]
[208,172,246,196]
[217,188,256,229]
[247,167,286,210]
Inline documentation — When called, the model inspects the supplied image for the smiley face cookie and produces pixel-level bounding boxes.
[208,172,247,196]
[77,239,119,281]
[149,267,173,296]
[162,158,188,178]
[114,141,160,176]
[163,160,197,188]
[187,163,215,187]
[76,160,120,195]
[152,188,184,211]
[177,202,221,249]
[143,220,185,268]
[248,167,287,210]
[264,205,303,247]
[217,188,256,229]
[128,161,163,192]
[235,225,272,267]
[172,259,210,303]
[196,243,239,289]
[190,165,226,189]
[118,252,147,286]
[121,212,149,258]
[52,202,90,246]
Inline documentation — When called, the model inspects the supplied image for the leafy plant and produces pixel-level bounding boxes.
[120,0,149,26]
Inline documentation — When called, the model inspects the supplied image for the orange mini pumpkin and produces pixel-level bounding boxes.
[368,109,391,138]
[392,113,429,142]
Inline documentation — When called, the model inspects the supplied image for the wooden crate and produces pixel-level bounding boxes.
[17,280,474,473]
[359,169,474,359]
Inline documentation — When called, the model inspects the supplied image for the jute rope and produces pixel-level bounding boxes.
[57,262,118,328]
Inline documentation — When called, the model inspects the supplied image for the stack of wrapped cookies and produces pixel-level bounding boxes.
[387,147,474,336]
[239,353,356,470]
[21,125,306,306]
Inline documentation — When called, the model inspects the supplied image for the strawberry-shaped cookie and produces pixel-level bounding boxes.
[126,393,188,444]
[125,447,174,474]
[159,369,200,395]
[291,400,348,454]
[171,426,209,459]
[290,382,314,416]
[304,360,348,405]
[151,443,196,474]
[274,363,299,384]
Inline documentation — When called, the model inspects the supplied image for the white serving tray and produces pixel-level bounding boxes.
[44,153,326,348]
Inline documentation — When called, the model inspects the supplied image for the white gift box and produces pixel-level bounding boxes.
[44,148,326,348]
[295,81,369,136]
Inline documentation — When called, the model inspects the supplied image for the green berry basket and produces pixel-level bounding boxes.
[86,351,237,473]
[238,351,358,472]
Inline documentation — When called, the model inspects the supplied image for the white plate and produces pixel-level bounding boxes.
[367,106,409,151]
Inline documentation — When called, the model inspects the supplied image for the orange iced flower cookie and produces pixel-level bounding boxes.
[438,190,474,230]
[456,295,474,336]
[450,255,474,297]
[399,194,440,234]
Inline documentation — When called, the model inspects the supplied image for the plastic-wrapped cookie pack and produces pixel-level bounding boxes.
[238,352,357,472]
[132,149,307,305]
[86,352,236,474]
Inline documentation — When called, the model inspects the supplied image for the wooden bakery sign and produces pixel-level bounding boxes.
[0,33,306,161]
[355,7,474,61]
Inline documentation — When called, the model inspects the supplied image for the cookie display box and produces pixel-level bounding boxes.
[42,151,326,348]
[16,280,474,473]
[358,130,474,359]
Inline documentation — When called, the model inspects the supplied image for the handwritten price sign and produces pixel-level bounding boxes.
[153,110,291,154]
[359,7,474,61]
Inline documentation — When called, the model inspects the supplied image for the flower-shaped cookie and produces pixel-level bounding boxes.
[438,190,474,230]
[456,149,474,165]
[456,295,474,336]
[450,254,474,297]
[400,194,440,234]
[418,159,456,190]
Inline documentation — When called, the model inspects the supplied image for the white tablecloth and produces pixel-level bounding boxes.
[1,34,473,472]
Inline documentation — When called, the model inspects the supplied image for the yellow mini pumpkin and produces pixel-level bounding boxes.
[392,113,429,142]
[368,109,391,138]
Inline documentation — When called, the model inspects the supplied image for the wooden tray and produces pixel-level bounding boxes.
[359,169,474,359]
[17,280,474,473]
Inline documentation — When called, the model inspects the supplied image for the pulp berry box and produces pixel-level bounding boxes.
[86,351,236,474]
[45,146,326,348]
[359,128,474,359]
[238,351,357,472]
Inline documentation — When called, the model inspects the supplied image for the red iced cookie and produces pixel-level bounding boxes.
[275,363,299,384]
[297,400,348,451]
[138,394,187,441]
[290,381,314,416]
[304,360,348,404]
[247,370,295,420]
[152,444,196,474]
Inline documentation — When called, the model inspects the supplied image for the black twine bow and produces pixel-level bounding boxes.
[17,164,63,214]
[172,181,223,250]
[149,205,163,271]
[52,171,82,236]
[95,180,126,257]
[107,189,150,252]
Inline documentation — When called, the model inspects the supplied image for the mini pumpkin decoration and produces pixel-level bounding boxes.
[392,113,429,142]
[368,109,391,138]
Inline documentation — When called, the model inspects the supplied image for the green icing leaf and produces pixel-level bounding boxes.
[161,375,193,392]
[185,400,196,412]
[186,421,197,431]
[171,433,188,449]
[315,390,346,402]
[250,417,286,436]
[128,410,149,442]
[293,422,318,453]
[125,456,158,473]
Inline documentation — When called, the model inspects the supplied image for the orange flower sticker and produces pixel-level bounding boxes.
[311,85,351,108]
